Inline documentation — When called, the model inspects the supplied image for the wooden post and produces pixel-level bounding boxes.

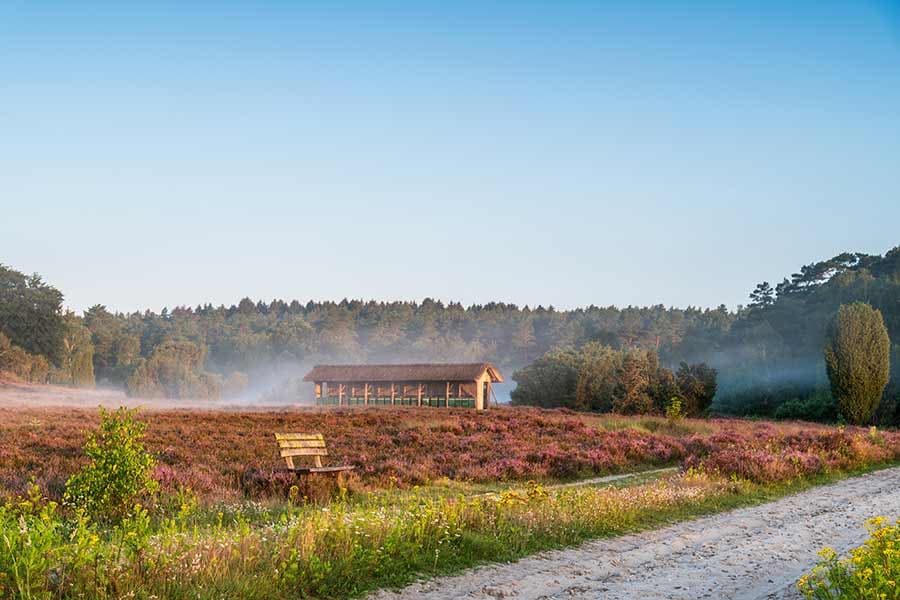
[338,383,344,406]
[417,383,422,407]
[475,377,484,411]
[364,383,369,406]
[445,381,450,408]
[486,380,492,409]
[390,382,395,405]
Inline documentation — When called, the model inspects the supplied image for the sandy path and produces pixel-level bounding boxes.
[372,466,900,600]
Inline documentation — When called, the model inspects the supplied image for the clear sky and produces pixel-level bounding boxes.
[2,1,899,314]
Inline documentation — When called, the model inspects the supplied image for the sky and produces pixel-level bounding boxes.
[2,1,899,314]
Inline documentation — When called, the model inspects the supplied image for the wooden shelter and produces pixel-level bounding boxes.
[303,363,504,411]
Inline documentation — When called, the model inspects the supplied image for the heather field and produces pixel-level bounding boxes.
[3,405,899,502]
[3,403,900,599]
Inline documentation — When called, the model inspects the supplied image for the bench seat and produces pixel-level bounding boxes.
[274,432,353,476]
[284,465,356,474]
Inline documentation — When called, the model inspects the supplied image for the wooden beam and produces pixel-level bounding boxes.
[364,382,369,406]
[338,383,344,406]
[390,382,395,405]
[445,381,450,408]
[417,383,422,407]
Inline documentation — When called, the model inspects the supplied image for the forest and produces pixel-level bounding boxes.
[2,246,900,421]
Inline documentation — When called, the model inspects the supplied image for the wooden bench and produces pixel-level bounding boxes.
[274,433,355,475]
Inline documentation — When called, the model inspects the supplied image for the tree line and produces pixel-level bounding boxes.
[1,245,899,420]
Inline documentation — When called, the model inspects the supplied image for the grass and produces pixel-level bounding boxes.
[4,461,899,600]
[3,405,900,599]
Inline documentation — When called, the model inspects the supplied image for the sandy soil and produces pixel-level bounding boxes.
[372,466,900,600]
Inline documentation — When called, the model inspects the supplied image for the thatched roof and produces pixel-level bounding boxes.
[303,363,503,383]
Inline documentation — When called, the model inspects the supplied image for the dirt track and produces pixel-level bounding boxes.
[372,466,900,600]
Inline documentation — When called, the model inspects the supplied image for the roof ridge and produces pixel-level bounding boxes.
[302,363,503,383]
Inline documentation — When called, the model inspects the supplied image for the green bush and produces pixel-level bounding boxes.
[774,390,839,423]
[512,343,717,417]
[63,407,158,521]
[665,396,684,421]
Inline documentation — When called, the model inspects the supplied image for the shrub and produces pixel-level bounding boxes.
[825,302,891,425]
[513,344,717,417]
[774,390,839,423]
[63,407,158,520]
[798,517,900,599]
[665,397,684,422]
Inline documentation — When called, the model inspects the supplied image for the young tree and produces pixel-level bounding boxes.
[676,362,718,416]
[824,302,891,425]
[64,407,158,521]
[613,350,654,414]
[54,312,96,387]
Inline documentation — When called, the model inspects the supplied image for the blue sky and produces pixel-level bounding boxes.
[2,1,899,314]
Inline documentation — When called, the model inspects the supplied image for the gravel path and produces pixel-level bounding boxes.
[372,466,900,600]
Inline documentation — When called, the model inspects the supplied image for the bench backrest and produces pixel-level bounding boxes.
[275,433,327,469]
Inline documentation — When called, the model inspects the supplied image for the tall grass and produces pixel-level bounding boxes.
[1,472,741,599]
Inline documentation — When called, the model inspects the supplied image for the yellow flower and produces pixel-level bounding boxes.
[818,547,837,560]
